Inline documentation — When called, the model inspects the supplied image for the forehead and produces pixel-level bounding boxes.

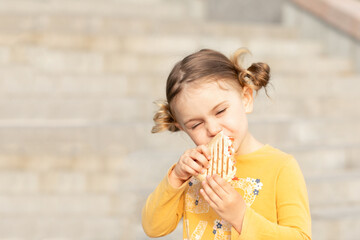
[171,81,241,119]
[177,80,241,102]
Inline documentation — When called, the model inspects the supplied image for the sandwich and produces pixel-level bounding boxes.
[196,131,236,182]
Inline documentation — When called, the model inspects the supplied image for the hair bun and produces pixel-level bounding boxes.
[230,48,271,93]
[151,101,179,133]
[246,62,270,91]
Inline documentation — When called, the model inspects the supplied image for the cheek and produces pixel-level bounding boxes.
[187,130,209,146]
[225,110,249,138]
[223,112,245,131]
[234,116,248,134]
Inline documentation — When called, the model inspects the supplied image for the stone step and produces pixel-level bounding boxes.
[270,74,360,97]
[306,169,360,207]
[0,194,113,215]
[1,65,358,105]
[0,150,126,173]
[0,47,9,64]
[0,94,359,123]
[0,119,358,153]
[0,132,358,174]
[247,38,324,58]
[93,35,322,58]
[0,17,297,39]
[0,46,352,75]
[0,24,324,63]
[1,75,358,119]
[0,150,357,240]
[311,204,360,240]
[0,97,156,122]
[0,38,324,62]
[0,123,189,160]
[0,35,330,69]
[0,29,305,54]
[2,143,353,187]
[263,56,354,75]
[0,0,204,21]
[289,145,359,174]
[0,170,128,194]
[2,33,319,58]
[140,35,322,54]
[0,64,358,99]
[249,118,360,148]
[123,148,360,194]
[0,124,132,158]
[253,94,360,120]
[0,216,124,239]
[89,53,348,75]
[0,71,165,100]
[136,221,182,240]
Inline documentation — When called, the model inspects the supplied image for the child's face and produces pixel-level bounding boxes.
[172,80,254,154]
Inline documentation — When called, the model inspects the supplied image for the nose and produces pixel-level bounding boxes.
[206,120,222,137]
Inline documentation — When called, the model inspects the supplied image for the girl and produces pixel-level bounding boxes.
[142,48,311,239]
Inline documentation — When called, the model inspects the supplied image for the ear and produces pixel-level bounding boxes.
[242,86,254,114]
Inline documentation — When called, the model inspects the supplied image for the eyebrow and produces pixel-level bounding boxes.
[183,100,228,126]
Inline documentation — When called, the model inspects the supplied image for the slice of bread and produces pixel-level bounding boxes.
[196,131,236,182]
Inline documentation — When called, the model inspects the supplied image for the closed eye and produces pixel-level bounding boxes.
[191,122,202,130]
[216,108,227,115]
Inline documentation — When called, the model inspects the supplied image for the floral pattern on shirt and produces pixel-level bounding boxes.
[230,177,263,206]
[184,176,263,239]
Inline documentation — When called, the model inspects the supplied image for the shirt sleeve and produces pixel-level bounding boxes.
[142,165,189,237]
[231,158,312,240]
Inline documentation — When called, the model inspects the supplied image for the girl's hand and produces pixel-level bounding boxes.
[200,175,246,234]
[169,145,211,188]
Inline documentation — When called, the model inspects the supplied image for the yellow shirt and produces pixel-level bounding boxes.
[142,144,312,239]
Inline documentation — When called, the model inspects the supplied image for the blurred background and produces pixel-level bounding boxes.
[0,0,359,239]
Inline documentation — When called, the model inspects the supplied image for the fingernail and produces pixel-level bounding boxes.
[201,169,206,174]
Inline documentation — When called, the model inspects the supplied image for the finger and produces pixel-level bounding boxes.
[189,149,210,170]
[185,153,208,175]
[185,160,203,175]
[199,188,218,210]
[197,145,211,162]
[212,174,232,194]
[179,154,202,175]
[186,164,200,175]
[202,179,222,207]
[206,175,228,199]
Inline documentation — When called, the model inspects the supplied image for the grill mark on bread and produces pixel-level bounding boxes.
[227,159,229,174]
[216,141,218,175]
[200,131,235,182]
[211,143,215,175]
[226,148,229,175]
[221,137,224,177]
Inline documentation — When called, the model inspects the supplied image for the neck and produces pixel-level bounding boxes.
[236,132,264,156]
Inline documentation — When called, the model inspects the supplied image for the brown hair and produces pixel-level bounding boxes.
[151,48,270,133]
